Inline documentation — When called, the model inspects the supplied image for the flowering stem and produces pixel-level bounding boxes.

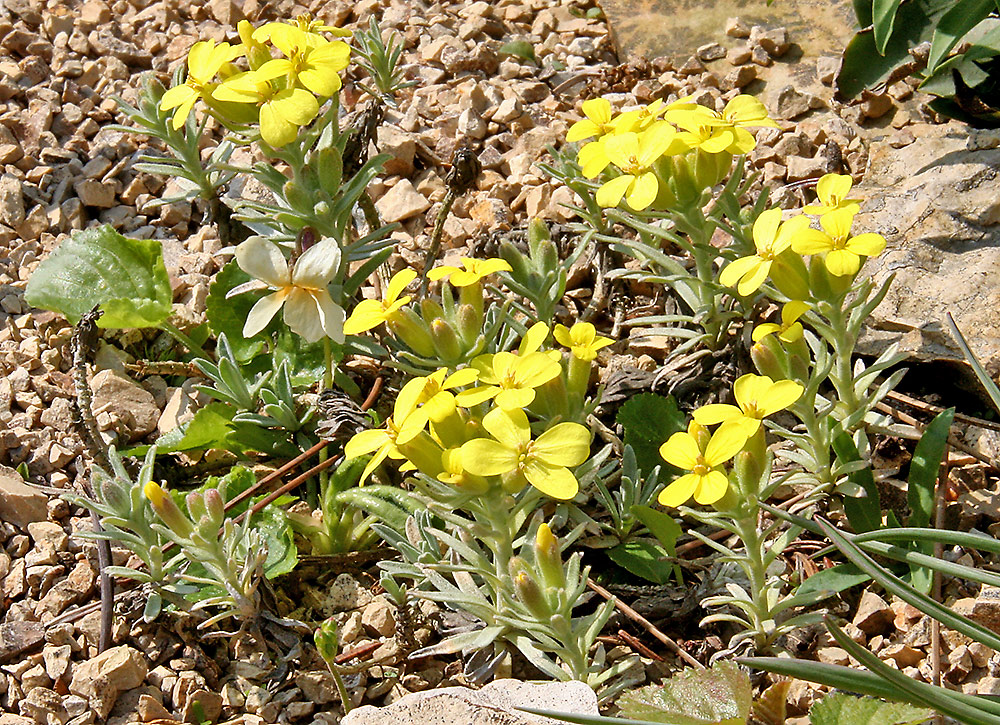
[824,302,861,415]
[730,508,775,649]
[312,337,336,508]
[158,320,211,360]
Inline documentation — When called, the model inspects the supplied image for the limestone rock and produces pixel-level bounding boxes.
[69,645,148,719]
[852,591,894,635]
[856,125,1000,373]
[376,180,431,223]
[90,369,160,441]
[0,621,44,665]
[0,466,47,530]
[361,596,397,638]
[342,679,599,725]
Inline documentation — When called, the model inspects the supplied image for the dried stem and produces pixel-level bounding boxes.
[69,307,114,653]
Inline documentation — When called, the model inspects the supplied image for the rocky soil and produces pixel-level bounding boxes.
[1,0,999,723]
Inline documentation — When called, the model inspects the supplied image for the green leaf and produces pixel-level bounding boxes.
[616,393,687,476]
[499,40,536,64]
[927,0,997,71]
[272,327,327,385]
[832,432,881,533]
[607,540,672,585]
[837,0,956,99]
[632,505,682,553]
[206,259,267,361]
[25,225,172,328]
[255,503,299,578]
[142,402,238,454]
[809,691,932,725]
[873,0,904,54]
[907,407,953,528]
[797,562,870,599]
[947,313,1000,415]
[617,662,751,725]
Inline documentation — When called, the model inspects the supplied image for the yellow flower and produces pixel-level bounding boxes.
[791,208,887,276]
[596,123,677,210]
[666,94,776,154]
[229,236,344,343]
[344,391,421,483]
[693,373,804,436]
[752,300,810,344]
[658,421,748,507]
[255,15,352,50]
[343,269,415,335]
[159,40,244,130]
[719,209,812,295]
[427,258,512,287]
[460,407,591,500]
[254,25,350,98]
[394,368,480,444]
[803,174,862,216]
[554,322,613,361]
[566,98,617,143]
[456,351,562,410]
[212,72,320,147]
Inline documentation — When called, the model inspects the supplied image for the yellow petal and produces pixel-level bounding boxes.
[482,406,530,449]
[345,429,390,459]
[658,473,700,507]
[692,404,742,426]
[693,470,730,505]
[703,421,748,467]
[624,171,659,211]
[752,208,783,254]
[460,438,518,476]
[845,233,886,257]
[825,249,860,276]
[758,380,804,416]
[532,423,591,467]
[523,459,579,500]
[791,229,834,256]
[596,174,634,208]
[659,432,701,470]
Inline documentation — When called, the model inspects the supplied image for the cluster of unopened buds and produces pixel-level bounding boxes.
[161,16,351,146]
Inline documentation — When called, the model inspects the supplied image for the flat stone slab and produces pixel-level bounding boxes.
[597,0,857,61]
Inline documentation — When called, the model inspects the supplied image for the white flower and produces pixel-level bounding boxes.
[228,236,345,343]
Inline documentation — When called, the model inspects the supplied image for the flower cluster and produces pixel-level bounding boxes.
[721,174,886,301]
[657,373,803,508]
[344,319,612,500]
[567,95,777,211]
[160,16,351,146]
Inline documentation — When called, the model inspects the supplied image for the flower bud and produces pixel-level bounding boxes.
[283,180,312,214]
[499,240,531,280]
[313,200,331,217]
[419,297,444,323]
[455,302,482,346]
[387,308,437,357]
[733,429,767,499]
[430,319,463,363]
[204,488,225,527]
[527,218,551,261]
[750,337,789,380]
[145,482,193,538]
[314,617,340,664]
[693,149,732,190]
[186,492,207,523]
[510,558,550,620]
[770,250,811,301]
[95,471,130,513]
[533,523,565,590]
[666,154,701,209]
[808,256,833,302]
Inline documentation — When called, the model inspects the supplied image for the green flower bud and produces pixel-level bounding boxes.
[185,492,207,523]
[693,149,732,190]
[527,218,551,260]
[455,302,482,347]
[751,336,790,380]
[499,240,531,280]
[770,250,811,301]
[315,146,344,195]
[538,237,559,276]
[808,255,834,301]
[533,523,565,591]
[510,558,550,620]
[315,617,340,665]
[95,471,130,514]
[420,297,445,323]
[203,489,225,527]
[387,308,437,357]
[313,200,331,217]
[733,429,767,499]
[430,319,463,363]
[283,180,313,214]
